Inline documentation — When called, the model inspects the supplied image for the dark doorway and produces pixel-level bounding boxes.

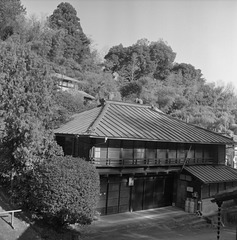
[131,178,144,211]
[132,174,174,212]
[97,176,130,215]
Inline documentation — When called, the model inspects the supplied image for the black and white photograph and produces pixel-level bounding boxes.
[0,0,237,239]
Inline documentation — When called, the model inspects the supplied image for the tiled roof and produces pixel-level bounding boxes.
[184,165,237,183]
[51,73,82,83]
[55,107,102,136]
[54,101,234,144]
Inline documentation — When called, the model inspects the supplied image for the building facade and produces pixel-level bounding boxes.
[54,100,237,216]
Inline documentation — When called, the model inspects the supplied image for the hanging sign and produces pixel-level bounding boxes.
[128,177,134,186]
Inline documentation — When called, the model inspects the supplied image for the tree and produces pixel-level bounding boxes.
[171,63,205,87]
[0,41,62,180]
[48,2,90,64]
[0,0,26,40]
[149,40,176,80]
[104,39,176,81]
[14,155,100,227]
[120,81,142,101]
[83,71,121,101]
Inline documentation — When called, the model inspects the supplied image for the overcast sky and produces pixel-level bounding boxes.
[21,0,237,89]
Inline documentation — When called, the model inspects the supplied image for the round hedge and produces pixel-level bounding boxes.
[30,155,100,226]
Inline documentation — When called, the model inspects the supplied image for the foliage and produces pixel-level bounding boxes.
[54,91,84,114]
[120,81,142,100]
[13,155,100,227]
[104,39,176,81]
[0,41,62,178]
[82,71,121,101]
[149,40,176,80]
[0,0,26,40]
[48,2,90,64]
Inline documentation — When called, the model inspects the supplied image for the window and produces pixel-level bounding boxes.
[195,145,203,159]
[68,82,74,88]
[108,140,120,160]
[203,145,214,160]
[168,143,176,159]
[94,147,100,158]
[122,141,133,159]
[146,142,156,159]
[157,149,167,159]
[62,81,68,87]
[157,143,168,159]
[134,149,145,159]
[134,141,145,159]
[108,148,120,159]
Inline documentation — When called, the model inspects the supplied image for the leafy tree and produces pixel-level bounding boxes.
[120,81,142,101]
[0,41,62,180]
[83,72,121,101]
[149,40,176,80]
[48,2,90,64]
[171,63,205,87]
[104,39,176,81]
[138,76,158,104]
[0,0,26,40]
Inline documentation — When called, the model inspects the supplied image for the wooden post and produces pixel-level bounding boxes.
[216,201,223,240]
[11,212,14,229]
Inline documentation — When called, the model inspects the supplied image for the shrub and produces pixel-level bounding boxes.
[14,155,100,227]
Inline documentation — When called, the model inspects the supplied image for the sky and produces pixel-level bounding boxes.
[21,0,237,89]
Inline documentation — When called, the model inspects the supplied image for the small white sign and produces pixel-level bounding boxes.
[128,177,134,186]
[187,186,193,192]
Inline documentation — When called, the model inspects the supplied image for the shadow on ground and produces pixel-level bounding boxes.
[16,225,81,240]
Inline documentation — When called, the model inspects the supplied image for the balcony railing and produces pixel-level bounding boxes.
[90,157,215,167]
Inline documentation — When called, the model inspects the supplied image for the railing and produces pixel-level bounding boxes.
[90,157,215,167]
[0,209,22,229]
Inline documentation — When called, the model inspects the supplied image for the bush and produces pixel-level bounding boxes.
[14,155,100,227]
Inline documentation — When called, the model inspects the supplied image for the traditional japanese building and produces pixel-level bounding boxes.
[51,73,95,103]
[54,100,237,215]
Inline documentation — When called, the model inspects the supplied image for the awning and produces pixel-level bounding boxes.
[184,165,237,184]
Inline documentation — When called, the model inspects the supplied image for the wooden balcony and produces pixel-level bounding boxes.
[90,157,215,167]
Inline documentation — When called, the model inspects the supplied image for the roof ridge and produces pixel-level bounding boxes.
[86,104,109,134]
[106,100,150,108]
